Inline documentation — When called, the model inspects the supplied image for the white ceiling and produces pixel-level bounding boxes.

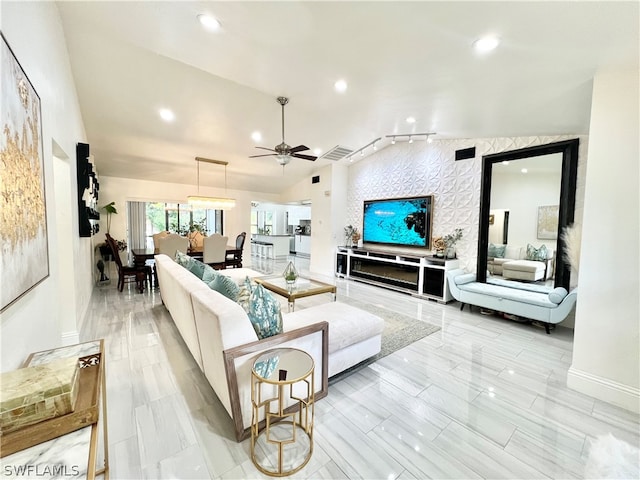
[57,1,639,194]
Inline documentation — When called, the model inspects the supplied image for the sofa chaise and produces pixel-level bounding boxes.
[447,268,577,333]
[154,254,385,440]
[487,244,555,281]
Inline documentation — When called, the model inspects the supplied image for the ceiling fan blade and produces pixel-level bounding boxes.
[249,153,277,158]
[292,153,317,161]
[255,146,276,152]
[288,145,310,154]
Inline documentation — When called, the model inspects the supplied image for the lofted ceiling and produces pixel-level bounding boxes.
[56,1,639,195]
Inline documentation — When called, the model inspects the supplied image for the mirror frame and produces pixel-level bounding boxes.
[477,139,579,290]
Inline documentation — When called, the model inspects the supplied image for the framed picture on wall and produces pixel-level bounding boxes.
[1,33,49,312]
[537,205,559,240]
[489,214,495,225]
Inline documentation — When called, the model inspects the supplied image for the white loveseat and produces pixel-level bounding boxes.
[154,254,384,440]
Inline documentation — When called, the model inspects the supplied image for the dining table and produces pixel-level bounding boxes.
[132,246,243,269]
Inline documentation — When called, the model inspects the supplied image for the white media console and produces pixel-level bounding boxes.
[335,247,459,303]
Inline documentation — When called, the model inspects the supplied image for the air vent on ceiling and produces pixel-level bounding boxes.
[320,145,354,161]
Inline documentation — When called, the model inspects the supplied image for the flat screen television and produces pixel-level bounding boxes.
[362,196,433,248]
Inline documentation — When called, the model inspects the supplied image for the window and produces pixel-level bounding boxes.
[145,202,223,248]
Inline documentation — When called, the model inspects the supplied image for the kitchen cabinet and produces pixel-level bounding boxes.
[296,234,311,257]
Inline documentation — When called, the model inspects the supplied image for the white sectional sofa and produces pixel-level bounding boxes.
[447,268,577,333]
[154,254,384,440]
[487,244,555,281]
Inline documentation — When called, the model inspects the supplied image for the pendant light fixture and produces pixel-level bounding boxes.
[187,157,236,210]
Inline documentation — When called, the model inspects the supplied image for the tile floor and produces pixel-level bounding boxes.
[81,255,639,479]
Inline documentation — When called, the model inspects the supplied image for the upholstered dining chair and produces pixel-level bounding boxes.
[225,232,246,268]
[152,230,170,251]
[105,233,151,293]
[203,233,228,269]
[157,233,189,259]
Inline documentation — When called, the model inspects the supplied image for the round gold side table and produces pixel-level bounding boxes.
[251,348,315,477]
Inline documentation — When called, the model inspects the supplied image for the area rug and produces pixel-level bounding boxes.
[329,297,440,383]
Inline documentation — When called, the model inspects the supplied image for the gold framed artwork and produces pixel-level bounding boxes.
[489,214,495,225]
[1,33,49,312]
[537,205,559,240]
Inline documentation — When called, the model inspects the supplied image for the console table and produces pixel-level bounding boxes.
[0,340,109,479]
[335,247,459,303]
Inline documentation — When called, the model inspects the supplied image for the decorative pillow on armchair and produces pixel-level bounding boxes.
[488,243,506,258]
[526,244,549,261]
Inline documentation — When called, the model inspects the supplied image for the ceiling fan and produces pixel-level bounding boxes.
[250,97,317,166]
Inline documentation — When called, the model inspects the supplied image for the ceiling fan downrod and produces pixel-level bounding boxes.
[277,96,289,144]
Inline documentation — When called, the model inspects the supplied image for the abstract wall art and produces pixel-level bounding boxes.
[537,205,559,240]
[1,33,49,312]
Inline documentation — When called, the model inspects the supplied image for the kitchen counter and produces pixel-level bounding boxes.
[252,234,292,258]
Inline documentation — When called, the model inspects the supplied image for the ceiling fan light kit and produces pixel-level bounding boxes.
[249,97,317,166]
[187,157,236,210]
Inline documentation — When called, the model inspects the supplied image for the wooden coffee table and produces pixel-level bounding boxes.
[254,275,336,312]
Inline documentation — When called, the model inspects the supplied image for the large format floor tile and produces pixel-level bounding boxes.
[80,256,639,479]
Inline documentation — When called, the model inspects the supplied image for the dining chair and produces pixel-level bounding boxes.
[157,233,189,259]
[152,230,170,251]
[225,232,246,268]
[105,233,151,293]
[203,233,228,269]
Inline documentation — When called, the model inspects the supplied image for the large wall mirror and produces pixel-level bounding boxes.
[477,139,579,290]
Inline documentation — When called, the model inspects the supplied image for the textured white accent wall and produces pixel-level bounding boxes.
[347,136,587,274]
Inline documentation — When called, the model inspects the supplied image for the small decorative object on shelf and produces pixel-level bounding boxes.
[443,228,463,259]
[352,229,361,248]
[432,237,446,257]
[344,225,356,248]
[282,261,298,286]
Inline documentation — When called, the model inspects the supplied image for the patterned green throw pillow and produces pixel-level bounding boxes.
[207,274,240,301]
[246,284,283,339]
[186,258,207,279]
[175,250,190,267]
[488,243,506,258]
[201,264,219,284]
[526,243,549,261]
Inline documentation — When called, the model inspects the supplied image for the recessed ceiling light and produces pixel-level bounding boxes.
[473,36,500,53]
[198,14,221,31]
[406,116,416,124]
[521,168,528,174]
[334,79,348,93]
[313,148,322,156]
[251,131,262,142]
[159,108,175,122]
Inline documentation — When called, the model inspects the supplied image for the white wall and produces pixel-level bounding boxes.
[491,170,562,252]
[0,2,93,370]
[568,68,640,413]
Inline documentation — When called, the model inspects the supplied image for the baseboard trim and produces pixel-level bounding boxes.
[567,366,640,414]
[61,330,80,346]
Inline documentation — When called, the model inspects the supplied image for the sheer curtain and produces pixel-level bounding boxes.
[127,201,147,251]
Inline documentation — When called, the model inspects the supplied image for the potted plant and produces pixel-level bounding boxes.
[443,228,463,258]
[100,201,118,234]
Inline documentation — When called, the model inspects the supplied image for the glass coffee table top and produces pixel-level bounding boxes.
[254,275,336,311]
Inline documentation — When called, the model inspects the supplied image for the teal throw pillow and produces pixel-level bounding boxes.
[526,244,549,261]
[175,250,190,267]
[201,264,218,283]
[186,258,207,279]
[207,274,240,301]
[488,243,506,258]
[246,284,283,339]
